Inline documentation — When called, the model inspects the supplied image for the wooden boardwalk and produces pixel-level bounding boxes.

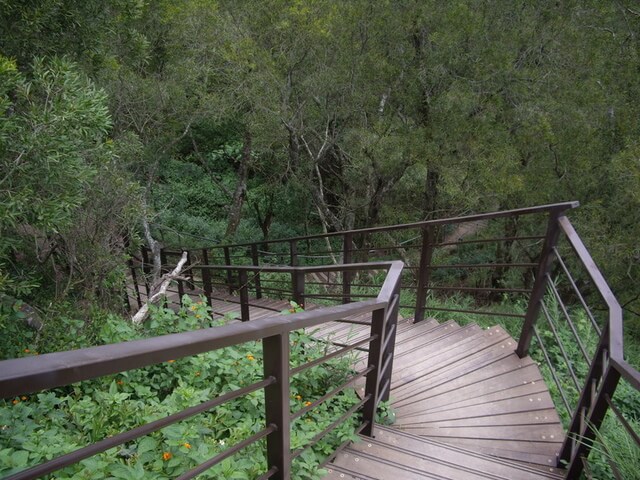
[129,287,565,479]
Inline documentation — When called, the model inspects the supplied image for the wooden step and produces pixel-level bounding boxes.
[324,426,564,480]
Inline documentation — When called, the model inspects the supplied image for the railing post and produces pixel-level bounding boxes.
[186,250,195,290]
[380,287,400,403]
[223,247,234,294]
[160,249,168,274]
[289,240,298,267]
[251,244,262,299]
[560,329,620,476]
[414,225,434,323]
[262,333,291,480]
[141,247,151,297]
[342,233,353,304]
[516,210,563,358]
[361,306,386,437]
[201,249,213,308]
[239,270,250,322]
[291,270,305,306]
[177,278,185,307]
[128,258,143,309]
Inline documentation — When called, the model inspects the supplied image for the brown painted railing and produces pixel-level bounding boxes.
[137,202,639,478]
[516,214,640,478]
[139,202,580,324]
[0,261,403,480]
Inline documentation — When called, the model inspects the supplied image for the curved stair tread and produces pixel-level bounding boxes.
[323,426,563,480]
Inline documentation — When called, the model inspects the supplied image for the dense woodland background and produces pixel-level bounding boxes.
[1,1,639,327]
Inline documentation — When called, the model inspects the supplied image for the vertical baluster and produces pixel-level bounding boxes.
[414,225,434,323]
[289,240,298,267]
[342,233,353,304]
[202,249,213,309]
[361,307,386,437]
[262,333,290,480]
[292,270,305,306]
[223,247,233,294]
[516,210,563,357]
[379,286,401,402]
[251,244,262,299]
[239,270,250,322]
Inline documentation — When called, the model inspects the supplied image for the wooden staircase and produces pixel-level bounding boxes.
[324,425,563,480]
[309,316,565,480]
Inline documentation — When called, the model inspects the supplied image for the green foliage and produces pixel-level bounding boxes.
[0,297,360,479]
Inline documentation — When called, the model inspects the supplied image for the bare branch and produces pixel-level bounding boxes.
[132,251,188,325]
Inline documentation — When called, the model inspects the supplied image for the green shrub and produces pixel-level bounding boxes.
[0,297,360,479]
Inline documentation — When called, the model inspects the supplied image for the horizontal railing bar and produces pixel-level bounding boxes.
[290,336,376,376]
[312,337,370,353]
[259,287,294,294]
[303,293,379,299]
[348,244,422,253]
[558,216,624,365]
[539,300,582,391]
[604,394,640,447]
[545,274,592,365]
[611,358,640,391]
[378,354,393,381]
[291,395,370,460]
[319,421,369,469]
[381,324,397,353]
[199,202,578,250]
[332,319,372,326]
[553,247,601,335]
[425,306,526,318]
[376,378,391,407]
[427,263,537,269]
[0,299,384,397]
[2,377,276,480]
[428,285,531,294]
[206,294,282,312]
[533,327,572,416]
[176,424,276,480]
[432,235,546,247]
[290,366,374,421]
[197,261,396,274]
[255,466,279,480]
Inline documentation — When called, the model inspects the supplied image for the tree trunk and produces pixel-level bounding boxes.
[225,130,251,239]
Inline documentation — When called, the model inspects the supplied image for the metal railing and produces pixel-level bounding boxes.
[135,202,580,324]
[0,261,403,480]
[134,202,640,478]
[517,214,640,479]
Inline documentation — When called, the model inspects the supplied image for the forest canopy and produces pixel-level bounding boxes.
[0,0,638,317]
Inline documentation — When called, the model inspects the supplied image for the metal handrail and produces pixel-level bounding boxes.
[0,261,404,480]
[522,214,640,478]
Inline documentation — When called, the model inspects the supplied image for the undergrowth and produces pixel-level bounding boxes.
[0,296,360,479]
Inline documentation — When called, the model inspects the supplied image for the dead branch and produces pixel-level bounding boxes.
[132,251,188,325]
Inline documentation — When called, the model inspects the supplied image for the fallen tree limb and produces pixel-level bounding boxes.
[132,250,188,325]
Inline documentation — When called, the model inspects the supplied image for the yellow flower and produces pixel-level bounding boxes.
[190,305,197,311]
[194,371,201,377]
[183,442,191,449]
[162,452,172,461]
[12,399,19,405]
[246,354,255,361]
[295,395,302,401]
[195,314,201,319]
[167,360,175,363]
[21,396,27,401]
[304,401,312,407]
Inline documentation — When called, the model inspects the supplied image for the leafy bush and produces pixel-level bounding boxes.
[0,297,360,479]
